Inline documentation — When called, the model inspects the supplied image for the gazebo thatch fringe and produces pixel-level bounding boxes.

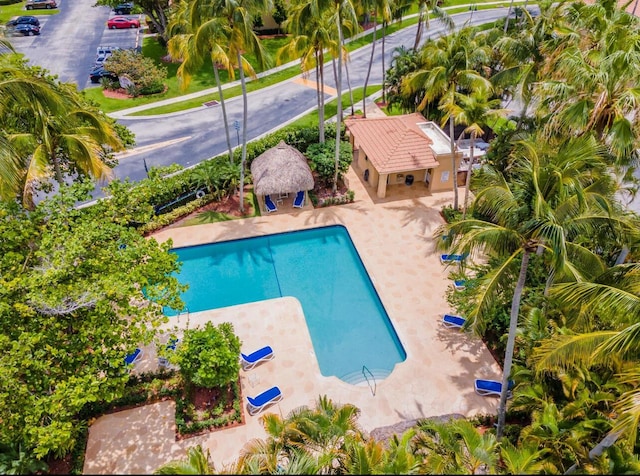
[251,141,314,196]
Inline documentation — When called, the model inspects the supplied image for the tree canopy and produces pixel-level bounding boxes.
[0,182,183,458]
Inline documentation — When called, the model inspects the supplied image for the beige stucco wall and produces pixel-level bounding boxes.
[351,141,463,198]
[355,147,380,189]
[430,153,463,193]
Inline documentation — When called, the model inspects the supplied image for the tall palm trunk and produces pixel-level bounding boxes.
[51,149,63,184]
[318,50,326,143]
[503,0,515,33]
[381,21,387,104]
[237,51,248,213]
[213,61,234,164]
[496,249,530,440]
[449,117,459,210]
[362,14,378,118]
[414,10,425,50]
[344,54,355,116]
[462,132,475,218]
[333,19,344,194]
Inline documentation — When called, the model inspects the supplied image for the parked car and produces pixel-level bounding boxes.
[25,0,57,10]
[106,16,140,29]
[95,45,120,65]
[113,2,133,14]
[89,65,118,84]
[6,16,40,27]
[13,23,41,36]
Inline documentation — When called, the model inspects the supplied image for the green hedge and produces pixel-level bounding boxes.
[174,379,242,436]
[109,124,347,230]
[0,0,22,5]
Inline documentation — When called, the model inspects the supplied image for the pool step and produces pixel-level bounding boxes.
[339,368,391,386]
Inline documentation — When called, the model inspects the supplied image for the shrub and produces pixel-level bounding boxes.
[104,125,340,230]
[174,322,242,389]
[441,205,463,223]
[104,49,166,97]
[305,140,352,187]
[174,380,242,435]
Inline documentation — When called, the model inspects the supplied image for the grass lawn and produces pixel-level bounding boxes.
[87,0,530,114]
[0,0,59,23]
[288,84,383,129]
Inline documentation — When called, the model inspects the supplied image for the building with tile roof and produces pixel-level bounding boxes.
[344,112,464,199]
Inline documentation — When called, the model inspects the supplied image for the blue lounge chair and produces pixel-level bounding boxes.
[158,338,179,367]
[474,379,514,398]
[453,279,466,290]
[440,253,466,264]
[442,314,466,329]
[264,195,277,213]
[247,385,283,416]
[240,345,274,370]
[125,348,143,366]
[293,190,305,208]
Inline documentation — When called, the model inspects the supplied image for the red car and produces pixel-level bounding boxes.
[107,16,140,29]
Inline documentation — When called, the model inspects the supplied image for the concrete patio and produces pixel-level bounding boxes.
[83,164,502,474]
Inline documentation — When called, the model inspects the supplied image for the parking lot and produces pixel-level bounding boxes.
[8,1,144,90]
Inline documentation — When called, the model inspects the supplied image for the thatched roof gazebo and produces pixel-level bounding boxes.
[251,141,314,213]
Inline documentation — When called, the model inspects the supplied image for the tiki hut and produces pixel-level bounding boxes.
[251,141,314,213]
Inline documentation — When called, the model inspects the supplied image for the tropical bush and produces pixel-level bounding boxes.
[173,322,241,389]
[305,139,352,187]
[0,182,183,459]
[104,49,167,96]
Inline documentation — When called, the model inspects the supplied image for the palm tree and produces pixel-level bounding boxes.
[412,418,498,473]
[319,0,358,193]
[404,27,492,210]
[499,440,556,474]
[438,133,624,439]
[278,1,338,143]
[154,445,216,474]
[442,92,507,217]
[534,261,640,444]
[491,0,569,128]
[239,395,363,473]
[2,74,123,207]
[166,4,235,163]
[535,0,640,165]
[361,0,391,118]
[412,0,450,50]
[190,0,269,213]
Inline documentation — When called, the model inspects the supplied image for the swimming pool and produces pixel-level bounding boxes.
[167,225,406,384]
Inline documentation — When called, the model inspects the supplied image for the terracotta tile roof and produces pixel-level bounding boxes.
[344,112,440,174]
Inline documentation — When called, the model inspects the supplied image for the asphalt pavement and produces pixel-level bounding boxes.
[10,0,142,89]
[105,7,512,198]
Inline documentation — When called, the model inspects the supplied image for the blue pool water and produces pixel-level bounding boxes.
[167,225,406,383]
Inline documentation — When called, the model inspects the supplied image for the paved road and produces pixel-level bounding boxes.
[110,8,511,194]
[10,0,141,89]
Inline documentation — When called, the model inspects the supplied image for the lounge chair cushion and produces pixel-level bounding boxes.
[453,279,466,290]
[442,314,466,328]
[247,385,283,415]
[293,191,304,208]
[474,379,514,397]
[241,345,274,370]
[265,195,277,213]
[159,338,179,367]
[440,253,466,264]
[125,348,142,365]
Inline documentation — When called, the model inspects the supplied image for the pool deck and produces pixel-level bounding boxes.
[83,165,502,474]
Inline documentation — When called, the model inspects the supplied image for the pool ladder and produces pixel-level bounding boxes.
[362,365,376,396]
[177,306,190,327]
